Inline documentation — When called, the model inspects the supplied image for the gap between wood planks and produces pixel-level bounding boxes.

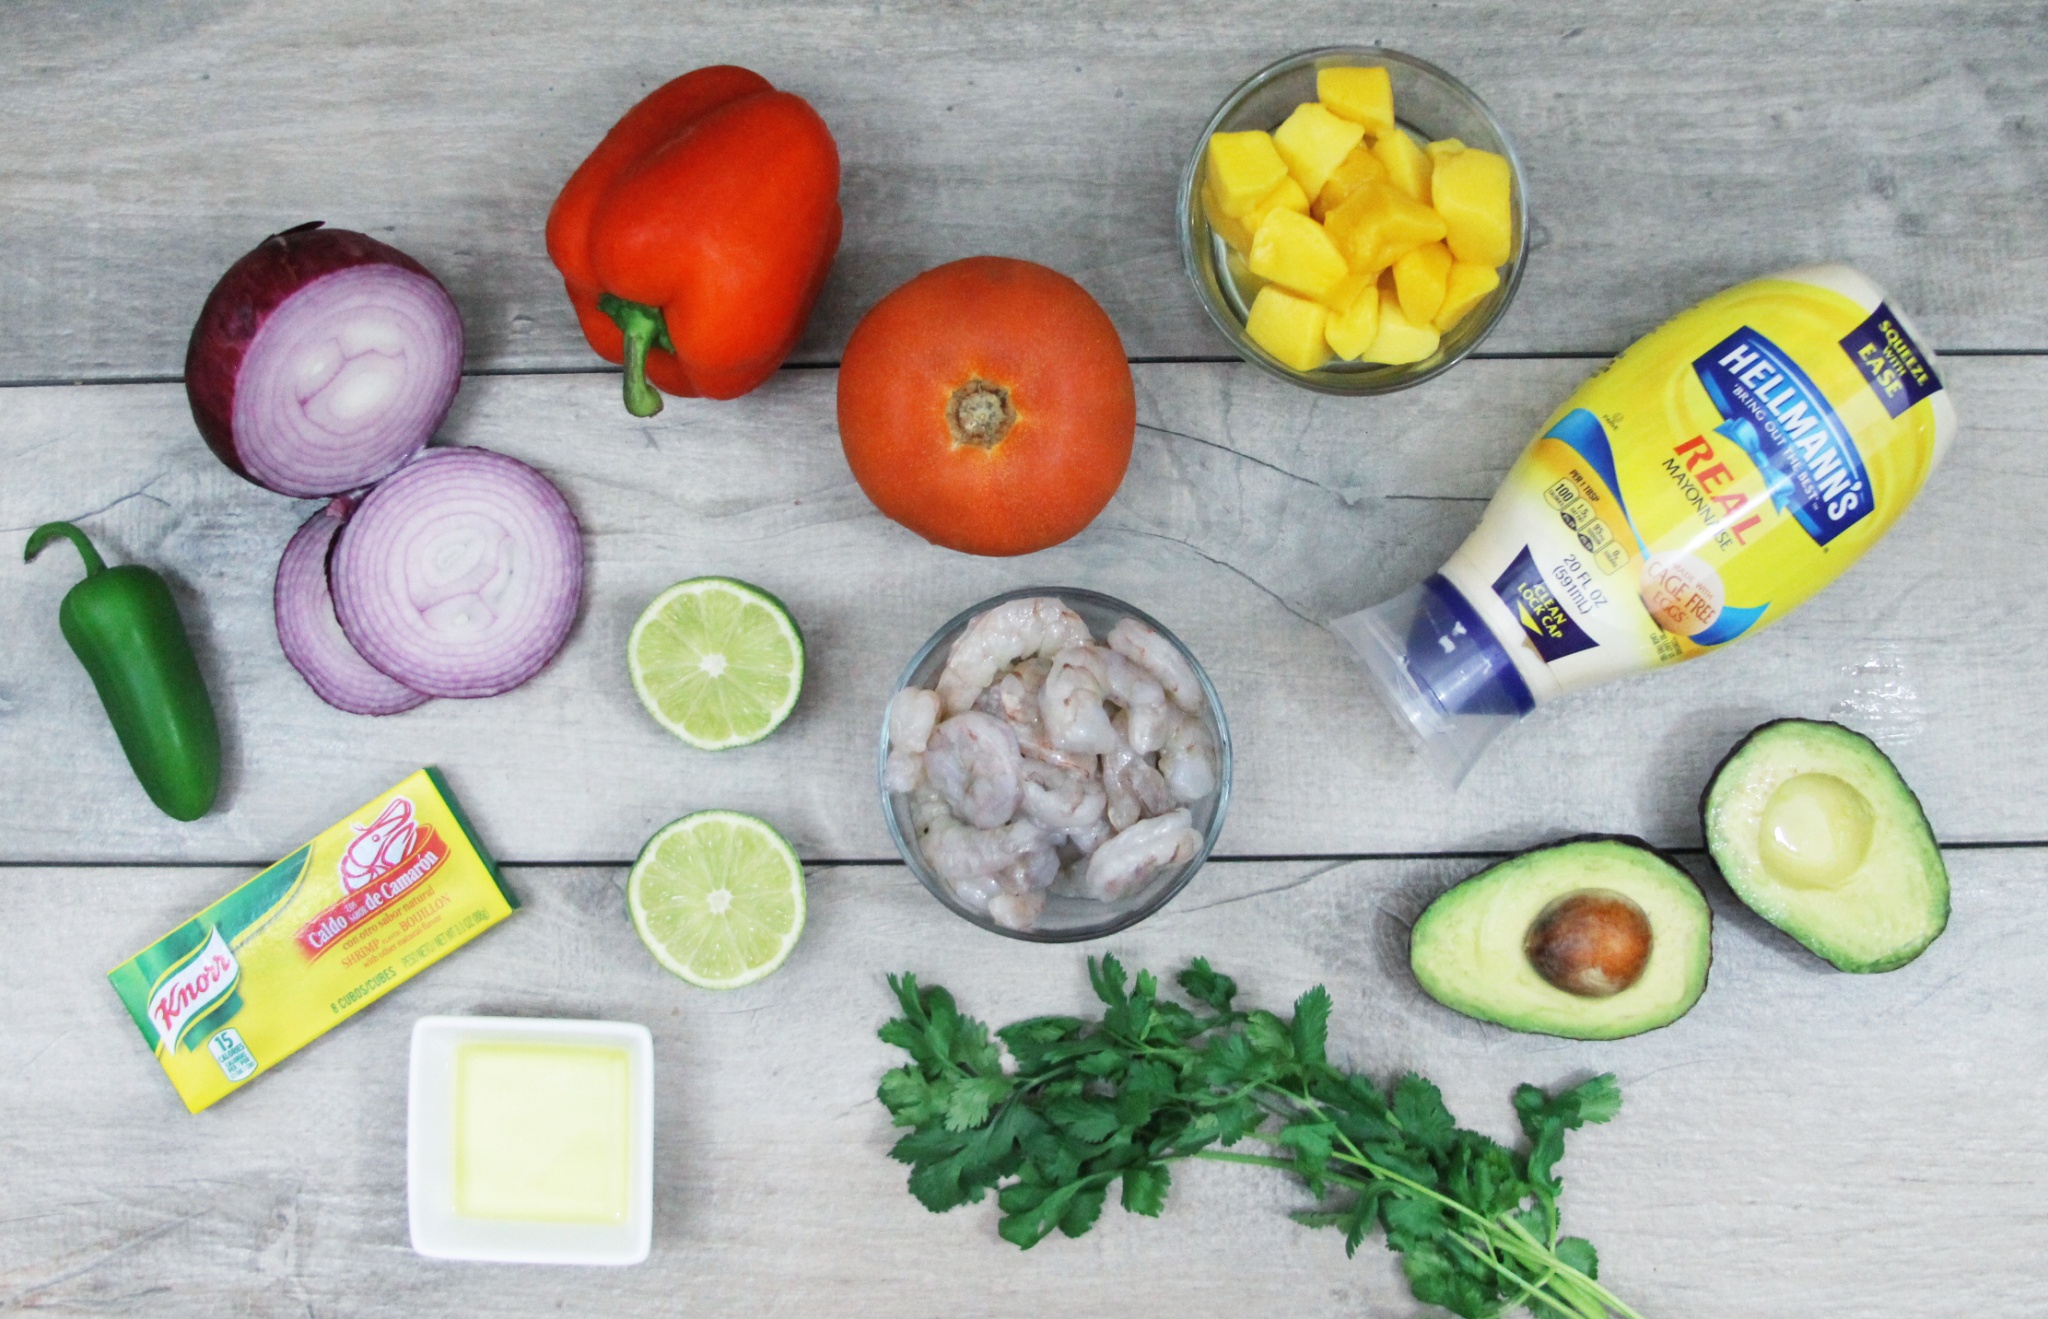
[7,840,2046,870]
[2,347,2044,391]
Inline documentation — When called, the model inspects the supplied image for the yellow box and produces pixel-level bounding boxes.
[109,769,517,1112]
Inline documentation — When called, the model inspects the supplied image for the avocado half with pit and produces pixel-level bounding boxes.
[1410,837,1712,1040]
[1702,719,1948,973]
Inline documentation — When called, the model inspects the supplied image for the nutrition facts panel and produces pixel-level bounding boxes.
[2,4,2045,1317]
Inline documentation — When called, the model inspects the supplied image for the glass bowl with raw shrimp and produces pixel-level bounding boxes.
[879,587,1233,942]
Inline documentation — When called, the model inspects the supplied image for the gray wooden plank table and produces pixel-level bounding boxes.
[4,3,2045,1315]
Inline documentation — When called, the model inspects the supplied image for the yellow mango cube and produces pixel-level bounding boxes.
[1323,279,1383,360]
[1272,102,1366,199]
[1245,285,1332,372]
[1360,288,1441,365]
[1425,138,1466,165]
[1247,207,1350,300]
[1432,147,1514,267]
[1205,175,1310,254]
[1372,128,1433,204]
[1392,240,1452,327]
[1225,248,1268,301]
[1257,175,1312,218]
[1311,146,1388,221]
[1323,181,1448,277]
[1313,265,1378,313]
[1205,131,1290,217]
[1315,66,1394,135]
[1202,181,1255,252]
[1434,261,1501,332]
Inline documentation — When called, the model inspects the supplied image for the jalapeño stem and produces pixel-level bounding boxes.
[598,293,676,418]
[24,520,107,576]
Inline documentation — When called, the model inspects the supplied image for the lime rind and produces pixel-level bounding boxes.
[627,810,807,990]
[628,577,805,750]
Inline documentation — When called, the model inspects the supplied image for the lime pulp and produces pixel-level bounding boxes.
[627,810,806,990]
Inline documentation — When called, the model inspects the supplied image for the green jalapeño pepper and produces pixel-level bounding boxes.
[25,522,221,821]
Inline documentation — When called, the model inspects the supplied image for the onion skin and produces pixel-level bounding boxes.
[186,222,463,495]
[274,498,431,716]
[331,447,584,699]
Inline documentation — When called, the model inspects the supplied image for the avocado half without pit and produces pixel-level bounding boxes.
[1410,838,1712,1040]
[1702,719,1948,973]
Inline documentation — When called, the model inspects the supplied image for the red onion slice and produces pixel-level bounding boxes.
[275,499,432,716]
[331,448,584,698]
[187,223,464,498]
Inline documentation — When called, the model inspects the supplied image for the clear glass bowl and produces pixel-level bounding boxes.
[1178,46,1528,394]
[879,587,1233,942]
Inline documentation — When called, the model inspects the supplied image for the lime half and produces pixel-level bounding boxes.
[628,578,804,750]
[628,811,807,989]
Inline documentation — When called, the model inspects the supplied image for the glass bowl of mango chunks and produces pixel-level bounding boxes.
[1179,47,1527,393]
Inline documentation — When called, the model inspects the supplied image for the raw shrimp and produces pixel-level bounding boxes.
[936,598,1091,714]
[1098,647,1171,753]
[996,842,1059,895]
[987,659,1095,773]
[1158,707,1218,804]
[1107,617,1203,712]
[1082,809,1201,902]
[888,687,941,751]
[885,752,924,794]
[1062,817,1114,857]
[885,687,943,793]
[1040,646,1118,754]
[1040,644,1172,756]
[912,785,1048,890]
[924,712,1023,828]
[1017,757,1107,833]
[1102,712,1174,830]
[988,889,1048,932]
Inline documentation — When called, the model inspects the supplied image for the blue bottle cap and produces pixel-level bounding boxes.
[1328,576,1533,785]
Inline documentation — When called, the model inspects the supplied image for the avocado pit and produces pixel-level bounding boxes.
[1525,889,1652,998]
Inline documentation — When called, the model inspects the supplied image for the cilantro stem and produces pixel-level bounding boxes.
[1286,1084,1647,1319]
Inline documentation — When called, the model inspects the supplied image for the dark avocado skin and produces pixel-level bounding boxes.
[1699,718,1949,973]
[1409,834,1714,1040]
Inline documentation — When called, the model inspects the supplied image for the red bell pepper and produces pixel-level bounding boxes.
[546,66,842,415]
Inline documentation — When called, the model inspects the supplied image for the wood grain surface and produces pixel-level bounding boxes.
[1,359,2038,863]
[3,0,2046,383]
[5,2,2046,1314]
[4,853,2044,1316]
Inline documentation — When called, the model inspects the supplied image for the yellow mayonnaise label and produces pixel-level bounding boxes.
[109,769,517,1112]
[1441,265,1955,701]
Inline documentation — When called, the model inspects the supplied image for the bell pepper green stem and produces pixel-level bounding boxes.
[598,293,676,418]
[24,520,107,576]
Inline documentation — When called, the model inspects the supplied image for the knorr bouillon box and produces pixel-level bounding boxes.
[109,769,518,1112]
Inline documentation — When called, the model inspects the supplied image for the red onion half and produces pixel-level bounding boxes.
[187,222,464,498]
[274,499,431,716]
[331,448,584,698]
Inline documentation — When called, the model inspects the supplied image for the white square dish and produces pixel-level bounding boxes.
[408,1015,653,1265]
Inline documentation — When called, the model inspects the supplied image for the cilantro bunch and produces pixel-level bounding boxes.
[878,956,1644,1319]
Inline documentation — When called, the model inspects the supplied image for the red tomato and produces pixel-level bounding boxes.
[837,257,1135,556]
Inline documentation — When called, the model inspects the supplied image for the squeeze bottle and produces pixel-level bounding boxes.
[1331,265,1956,783]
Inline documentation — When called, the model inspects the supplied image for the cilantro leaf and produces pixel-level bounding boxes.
[877,960,1637,1319]
[943,1074,1012,1132]
[1555,1235,1599,1279]
[1392,1074,1457,1155]
[1291,984,1332,1066]
[1120,1163,1171,1217]
[1176,957,1237,1011]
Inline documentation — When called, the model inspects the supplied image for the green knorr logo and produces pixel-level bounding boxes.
[146,926,241,1052]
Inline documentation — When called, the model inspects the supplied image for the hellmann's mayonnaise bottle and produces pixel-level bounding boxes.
[1331,265,1957,783]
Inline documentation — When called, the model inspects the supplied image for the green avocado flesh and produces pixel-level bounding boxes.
[1703,719,1948,973]
[1410,838,1712,1040]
